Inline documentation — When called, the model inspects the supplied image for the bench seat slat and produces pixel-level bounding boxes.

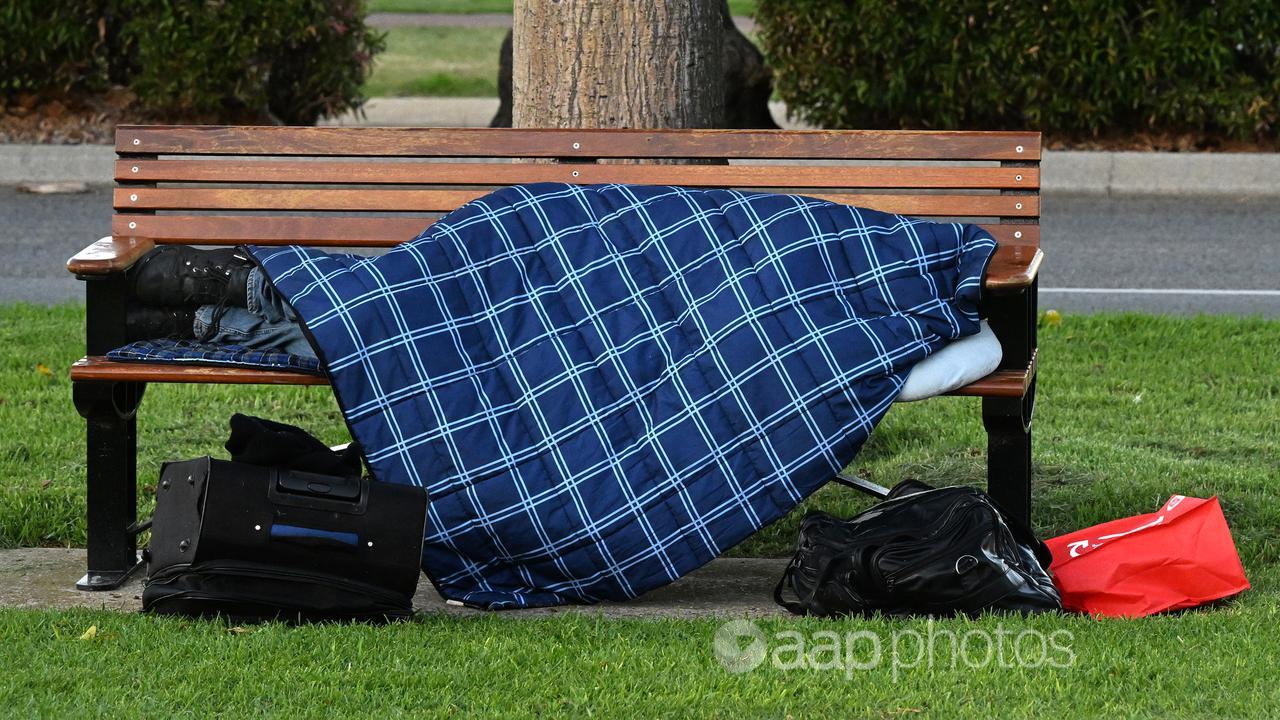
[116,160,1039,189]
[117,126,1041,161]
[70,358,330,385]
[949,349,1037,398]
[115,188,1039,217]
[70,355,1036,398]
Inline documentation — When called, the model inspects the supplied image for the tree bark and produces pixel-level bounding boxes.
[511,0,724,129]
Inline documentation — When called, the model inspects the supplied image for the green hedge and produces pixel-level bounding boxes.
[0,0,383,125]
[756,1,1280,140]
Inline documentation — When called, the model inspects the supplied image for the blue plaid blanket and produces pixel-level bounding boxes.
[250,183,995,609]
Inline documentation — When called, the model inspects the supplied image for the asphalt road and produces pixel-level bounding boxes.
[2,187,1278,316]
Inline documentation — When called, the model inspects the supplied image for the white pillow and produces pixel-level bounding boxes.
[896,320,1002,402]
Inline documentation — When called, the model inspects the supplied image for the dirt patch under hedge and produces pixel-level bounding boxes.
[1045,132,1279,153]
[0,89,280,145]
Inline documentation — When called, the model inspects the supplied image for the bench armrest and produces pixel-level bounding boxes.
[982,244,1042,293]
[66,236,155,276]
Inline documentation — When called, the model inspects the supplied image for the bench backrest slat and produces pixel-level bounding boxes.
[118,126,1041,160]
[110,215,1038,248]
[117,160,1038,189]
[113,126,1041,250]
[115,188,1039,217]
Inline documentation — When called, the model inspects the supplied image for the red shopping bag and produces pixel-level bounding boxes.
[1045,495,1249,618]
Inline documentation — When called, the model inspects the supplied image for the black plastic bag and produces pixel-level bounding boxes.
[774,480,1061,617]
[225,412,363,477]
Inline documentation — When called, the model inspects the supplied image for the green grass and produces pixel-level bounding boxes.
[360,15,764,99]
[368,0,759,15]
[363,27,506,98]
[3,603,1279,717]
[0,304,352,549]
[4,306,1279,563]
[3,305,1279,716]
[370,0,516,11]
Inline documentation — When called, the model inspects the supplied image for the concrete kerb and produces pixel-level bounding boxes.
[4,99,1278,197]
[1042,151,1280,196]
[1,144,116,186]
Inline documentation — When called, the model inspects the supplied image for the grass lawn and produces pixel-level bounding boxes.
[369,0,759,15]
[363,26,506,97]
[360,16,764,99]
[2,305,1278,715]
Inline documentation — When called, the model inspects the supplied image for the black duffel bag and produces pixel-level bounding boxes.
[142,456,427,623]
[774,480,1061,617]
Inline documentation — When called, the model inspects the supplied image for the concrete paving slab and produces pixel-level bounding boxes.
[0,548,790,619]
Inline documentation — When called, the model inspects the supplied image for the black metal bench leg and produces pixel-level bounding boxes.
[982,273,1037,527]
[73,380,146,591]
[983,381,1034,526]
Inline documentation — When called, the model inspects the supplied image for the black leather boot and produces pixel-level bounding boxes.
[127,246,253,308]
[125,306,197,342]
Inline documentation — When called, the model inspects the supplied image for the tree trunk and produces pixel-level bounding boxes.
[511,0,724,129]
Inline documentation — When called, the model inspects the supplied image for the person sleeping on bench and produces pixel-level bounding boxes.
[123,245,1002,402]
[124,246,315,360]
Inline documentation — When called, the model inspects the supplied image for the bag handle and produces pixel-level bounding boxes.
[831,471,890,499]
[773,559,805,615]
[837,475,1054,570]
[773,555,845,616]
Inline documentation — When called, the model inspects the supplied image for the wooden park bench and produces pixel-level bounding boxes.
[66,126,1042,590]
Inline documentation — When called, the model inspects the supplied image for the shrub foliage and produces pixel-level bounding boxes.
[0,0,384,125]
[756,1,1280,140]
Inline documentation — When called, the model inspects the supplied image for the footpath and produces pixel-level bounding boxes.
[0,548,788,618]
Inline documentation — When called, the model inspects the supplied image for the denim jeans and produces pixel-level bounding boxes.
[193,268,316,360]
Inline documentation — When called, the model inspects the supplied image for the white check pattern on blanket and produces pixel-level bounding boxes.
[250,183,996,608]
